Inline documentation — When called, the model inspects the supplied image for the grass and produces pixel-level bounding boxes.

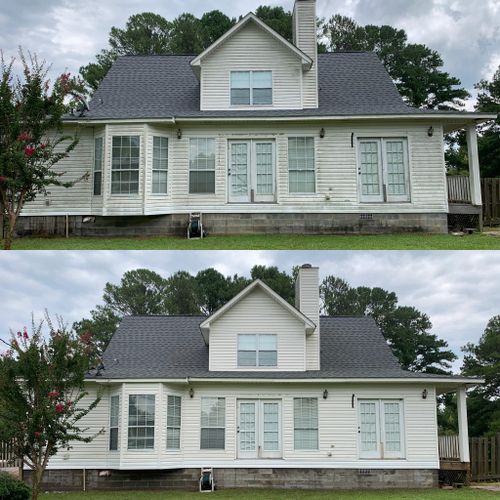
[5,232,500,250]
[40,488,499,500]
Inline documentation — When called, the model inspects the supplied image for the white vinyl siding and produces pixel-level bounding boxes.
[152,136,168,194]
[237,334,277,367]
[293,398,318,450]
[189,138,216,194]
[111,136,140,195]
[128,395,155,450]
[200,397,226,450]
[166,395,181,449]
[288,137,315,193]
[231,71,272,106]
[109,395,120,451]
[93,137,103,196]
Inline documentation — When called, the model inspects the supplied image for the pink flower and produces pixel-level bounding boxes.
[48,390,60,399]
[24,146,36,157]
[55,403,65,414]
[34,432,42,439]
[66,400,73,408]
[40,143,47,150]
[17,331,22,338]
[18,132,31,142]
[79,332,92,344]
[23,327,29,339]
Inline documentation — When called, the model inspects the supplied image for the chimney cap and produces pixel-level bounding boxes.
[301,264,313,269]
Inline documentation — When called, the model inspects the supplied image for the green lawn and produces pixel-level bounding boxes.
[5,232,500,250]
[40,488,498,500]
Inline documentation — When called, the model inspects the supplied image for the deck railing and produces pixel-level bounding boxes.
[439,434,461,461]
[447,176,472,203]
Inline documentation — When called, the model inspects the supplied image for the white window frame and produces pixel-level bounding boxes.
[358,399,405,459]
[357,137,411,203]
[152,136,168,195]
[111,135,141,195]
[127,394,155,450]
[93,136,104,196]
[189,138,216,194]
[109,394,120,452]
[200,397,226,450]
[293,397,319,450]
[288,136,316,194]
[230,70,273,107]
[237,334,277,368]
[166,395,181,450]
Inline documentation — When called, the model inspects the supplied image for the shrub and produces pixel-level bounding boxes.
[0,472,31,500]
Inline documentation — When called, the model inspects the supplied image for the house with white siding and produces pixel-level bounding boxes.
[16,0,496,237]
[34,264,482,491]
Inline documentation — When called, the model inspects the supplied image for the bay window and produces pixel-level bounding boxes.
[109,395,120,451]
[152,136,168,194]
[128,394,155,450]
[93,137,103,196]
[166,395,181,449]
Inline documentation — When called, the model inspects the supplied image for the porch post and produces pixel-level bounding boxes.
[456,386,470,463]
[466,123,482,206]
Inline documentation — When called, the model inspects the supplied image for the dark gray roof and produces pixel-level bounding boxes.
[90,315,459,380]
[75,52,440,121]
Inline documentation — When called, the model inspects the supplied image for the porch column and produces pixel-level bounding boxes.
[456,386,470,463]
[466,123,482,206]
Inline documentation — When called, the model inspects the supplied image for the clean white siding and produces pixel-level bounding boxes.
[200,22,303,111]
[209,287,306,372]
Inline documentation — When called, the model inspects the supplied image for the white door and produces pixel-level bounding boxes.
[358,400,381,459]
[228,140,275,203]
[237,400,281,459]
[358,140,384,203]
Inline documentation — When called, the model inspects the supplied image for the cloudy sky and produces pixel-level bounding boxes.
[0,250,498,373]
[1,0,499,106]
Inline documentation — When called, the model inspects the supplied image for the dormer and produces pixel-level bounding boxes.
[200,265,320,372]
[191,1,319,111]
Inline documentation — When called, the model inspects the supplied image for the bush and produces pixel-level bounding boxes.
[0,472,31,500]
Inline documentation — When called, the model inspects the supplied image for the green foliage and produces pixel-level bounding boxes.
[0,314,102,499]
[255,6,293,42]
[320,276,456,374]
[200,11,236,48]
[0,472,31,500]
[250,265,295,304]
[0,50,84,250]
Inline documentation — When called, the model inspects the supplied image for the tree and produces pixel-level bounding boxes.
[168,13,204,55]
[320,276,456,374]
[255,6,293,42]
[164,270,202,315]
[0,315,101,500]
[0,51,84,250]
[200,11,236,47]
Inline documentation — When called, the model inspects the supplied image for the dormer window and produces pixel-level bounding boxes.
[238,334,277,367]
[231,71,272,106]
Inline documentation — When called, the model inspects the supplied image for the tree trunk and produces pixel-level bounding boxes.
[31,466,45,500]
[2,212,16,250]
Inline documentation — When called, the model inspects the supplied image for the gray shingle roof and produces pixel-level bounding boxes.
[90,315,457,380]
[76,52,431,121]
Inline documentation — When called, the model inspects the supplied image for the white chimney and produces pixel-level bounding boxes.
[293,0,319,109]
[295,264,320,370]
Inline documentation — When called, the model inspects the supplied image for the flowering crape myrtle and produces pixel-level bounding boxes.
[0,314,102,500]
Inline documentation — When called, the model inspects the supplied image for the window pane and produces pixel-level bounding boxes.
[231,71,250,88]
[253,88,272,105]
[238,350,257,367]
[359,401,378,452]
[288,137,315,193]
[263,402,279,451]
[256,143,273,194]
[259,335,276,351]
[109,428,118,451]
[167,428,180,449]
[189,171,215,194]
[200,428,225,450]
[360,141,381,196]
[231,89,251,106]
[239,335,257,350]
[93,171,102,196]
[152,171,168,194]
[294,398,318,450]
[385,141,406,196]
[189,139,215,193]
[252,71,272,89]
[128,394,155,450]
[201,397,225,427]
[384,402,401,452]
[111,135,140,195]
[258,350,277,367]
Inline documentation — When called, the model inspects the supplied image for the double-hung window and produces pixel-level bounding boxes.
[200,397,225,450]
[166,395,181,449]
[93,137,103,196]
[238,334,277,367]
[189,138,216,194]
[231,71,272,106]
[128,395,155,450]
[111,136,140,195]
[294,398,319,450]
[358,138,410,203]
[288,137,315,193]
[358,399,404,459]
[109,395,120,451]
[152,136,168,194]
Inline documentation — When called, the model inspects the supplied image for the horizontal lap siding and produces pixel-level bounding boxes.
[209,288,306,371]
[201,22,303,111]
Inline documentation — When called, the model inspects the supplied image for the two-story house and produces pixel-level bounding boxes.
[17,0,496,237]
[30,265,481,491]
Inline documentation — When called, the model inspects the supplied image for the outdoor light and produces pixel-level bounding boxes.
[177,128,183,140]
[352,394,355,408]
[422,389,428,400]
[320,127,326,139]
[323,389,328,399]
[427,126,434,137]
[189,387,194,398]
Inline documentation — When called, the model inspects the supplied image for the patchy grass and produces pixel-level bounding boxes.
[5,232,500,250]
[40,488,499,500]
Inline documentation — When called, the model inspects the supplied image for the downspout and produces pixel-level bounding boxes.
[82,468,86,492]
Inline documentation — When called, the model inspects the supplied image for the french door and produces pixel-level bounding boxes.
[228,140,275,203]
[237,400,281,459]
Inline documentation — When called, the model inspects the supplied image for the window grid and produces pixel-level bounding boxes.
[293,398,318,450]
[263,402,279,451]
[230,142,249,195]
[256,143,273,194]
[152,136,168,194]
[200,397,225,450]
[360,141,381,196]
[166,395,181,449]
[230,71,272,106]
[288,137,315,193]
[128,394,155,450]
[383,402,401,452]
[109,395,120,451]
[359,401,378,452]
[385,141,406,195]
[189,138,216,194]
[93,137,103,196]
[111,136,140,195]
[239,402,256,451]
[237,334,277,367]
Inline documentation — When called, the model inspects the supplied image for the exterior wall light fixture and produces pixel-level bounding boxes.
[427,126,434,137]
[422,389,428,399]
[323,389,328,399]
[177,129,182,140]
[189,387,194,398]
[320,128,326,139]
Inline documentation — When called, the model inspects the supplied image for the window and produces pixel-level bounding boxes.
[111,136,140,195]
[189,138,215,194]
[288,137,315,193]
[231,71,272,106]
[166,395,181,449]
[238,334,277,367]
[152,136,168,194]
[109,395,120,451]
[358,138,410,203]
[200,397,225,449]
[294,398,318,450]
[128,395,155,450]
[358,399,404,459]
[93,137,103,196]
